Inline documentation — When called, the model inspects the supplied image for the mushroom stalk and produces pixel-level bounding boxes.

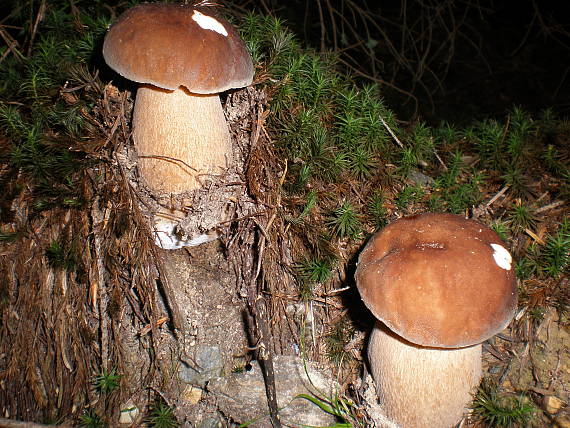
[369,321,481,428]
[133,86,231,194]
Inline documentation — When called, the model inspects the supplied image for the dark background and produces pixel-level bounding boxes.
[2,0,569,124]
[257,0,570,123]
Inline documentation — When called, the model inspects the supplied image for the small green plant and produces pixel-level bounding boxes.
[327,201,361,239]
[93,367,121,394]
[395,184,424,210]
[79,410,104,428]
[506,106,534,164]
[298,189,318,220]
[409,121,435,163]
[240,13,404,192]
[507,202,536,231]
[543,144,565,174]
[490,220,510,242]
[295,392,358,427]
[527,305,547,323]
[297,258,333,284]
[471,382,535,427]
[501,166,531,198]
[436,150,463,188]
[433,162,485,214]
[293,163,312,190]
[542,221,570,278]
[45,239,76,271]
[434,121,459,144]
[347,146,377,179]
[427,194,445,212]
[147,401,177,428]
[471,118,506,170]
[0,103,25,136]
[515,256,539,280]
[446,181,482,213]
[0,230,21,243]
[0,35,91,210]
[397,147,418,177]
[324,319,354,365]
[514,221,569,280]
[367,190,388,229]
[538,107,558,130]
[336,109,365,145]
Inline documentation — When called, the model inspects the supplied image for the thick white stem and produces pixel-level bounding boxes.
[132,86,231,194]
[368,321,481,428]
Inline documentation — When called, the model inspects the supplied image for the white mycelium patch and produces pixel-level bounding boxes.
[153,216,217,250]
[191,10,228,36]
[490,243,512,270]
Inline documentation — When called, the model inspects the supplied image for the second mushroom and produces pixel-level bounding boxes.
[355,212,518,427]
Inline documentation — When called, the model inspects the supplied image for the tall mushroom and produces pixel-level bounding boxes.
[355,213,517,427]
[103,3,254,194]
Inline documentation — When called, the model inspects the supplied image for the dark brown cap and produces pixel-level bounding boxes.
[102,3,253,93]
[355,213,517,348]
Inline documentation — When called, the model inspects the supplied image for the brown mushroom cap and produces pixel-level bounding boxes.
[102,3,254,94]
[355,213,517,348]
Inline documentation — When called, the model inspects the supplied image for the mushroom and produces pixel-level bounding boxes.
[103,3,253,194]
[355,213,517,427]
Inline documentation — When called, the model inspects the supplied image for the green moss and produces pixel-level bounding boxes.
[327,201,362,239]
[471,382,535,427]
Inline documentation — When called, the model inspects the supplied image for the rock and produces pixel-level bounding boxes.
[119,403,140,424]
[197,417,223,428]
[207,355,340,427]
[556,415,570,428]
[409,170,434,186]
[544,396,566,415]
[178,345,223,386]
[182,385,203,405]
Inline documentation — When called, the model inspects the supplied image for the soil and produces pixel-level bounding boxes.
[504,309,570,426]
[151,241,251,425]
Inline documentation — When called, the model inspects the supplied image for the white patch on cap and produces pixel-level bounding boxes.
[490,243,512,270]
[192,10,228,37]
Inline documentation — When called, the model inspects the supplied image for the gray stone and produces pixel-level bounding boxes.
[207,355,340,427]
[178,345,223,386]
[409,169,434,186]
[197,417,223,428]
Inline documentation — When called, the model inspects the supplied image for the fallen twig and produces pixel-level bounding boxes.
[379,114,404,149]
